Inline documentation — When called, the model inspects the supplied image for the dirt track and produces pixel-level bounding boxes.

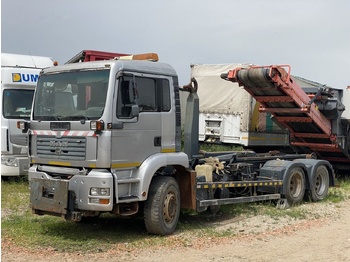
[2,199,350,262]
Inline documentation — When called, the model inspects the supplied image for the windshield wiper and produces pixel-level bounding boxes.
[64,115,90,121]
[35,115,93,121]
[35,115,60,121]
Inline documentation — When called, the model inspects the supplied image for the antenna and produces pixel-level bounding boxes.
[28,50,37,68]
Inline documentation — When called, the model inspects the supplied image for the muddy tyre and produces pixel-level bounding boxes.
[284,167,305,205]
[144,176,180,235]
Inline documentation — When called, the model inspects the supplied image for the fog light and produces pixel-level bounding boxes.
[90,198,100,204]
[89,198,109,205]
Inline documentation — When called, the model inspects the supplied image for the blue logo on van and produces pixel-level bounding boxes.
[12,73,39,83]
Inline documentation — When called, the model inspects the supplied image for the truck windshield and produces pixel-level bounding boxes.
[2,89,34,119]
[33,69,110,121]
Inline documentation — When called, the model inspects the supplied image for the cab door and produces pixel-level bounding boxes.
[111,73,164,168]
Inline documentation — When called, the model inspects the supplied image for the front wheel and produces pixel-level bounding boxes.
[310,165,329,202]
[284,167,305,205]
[144,176,180,235]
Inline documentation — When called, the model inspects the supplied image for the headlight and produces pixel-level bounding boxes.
[90,187,99,196]
[100,188,109,195]
[90,187,110,196]
[1,156,18,167]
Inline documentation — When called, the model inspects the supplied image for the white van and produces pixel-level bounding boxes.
[1,53,54,176]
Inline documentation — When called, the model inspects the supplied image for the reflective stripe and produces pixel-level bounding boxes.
[32,130,96,137]
[111,162,141,168]
[48,161,71,166]
[197,181,283,189]
[161,148,176,153]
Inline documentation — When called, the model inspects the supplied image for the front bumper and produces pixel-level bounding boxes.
[29,165,114,220]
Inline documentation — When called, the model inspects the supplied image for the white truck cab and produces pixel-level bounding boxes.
[1,53,54,176]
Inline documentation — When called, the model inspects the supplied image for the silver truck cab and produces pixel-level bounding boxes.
[27,58,189,233]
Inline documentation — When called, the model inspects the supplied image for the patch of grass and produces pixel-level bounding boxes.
[326,176,350,203]
[2,175,350,253]
[1,177,29,215]
[220,201,309,220]
[261,205,309,220]
[199,143,243,152]
[2,207,171,253]
[2,179,218,253]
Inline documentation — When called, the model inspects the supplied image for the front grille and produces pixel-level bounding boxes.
[37,136,86,160]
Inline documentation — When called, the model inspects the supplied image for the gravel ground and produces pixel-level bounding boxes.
[2,198,350,262]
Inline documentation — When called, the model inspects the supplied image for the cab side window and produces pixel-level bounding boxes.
[116,75,171,118]
[138,78,157,112]
[159,79,171,112]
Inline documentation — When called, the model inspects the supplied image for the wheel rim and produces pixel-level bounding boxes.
[163,191,177,223]
[290,172,303,198]
[315,172,326,196]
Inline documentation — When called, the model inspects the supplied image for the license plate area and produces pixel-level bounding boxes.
[50,122,71,130]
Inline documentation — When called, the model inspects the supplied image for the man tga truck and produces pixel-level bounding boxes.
[1,53,54,177]
[19,51,336,235]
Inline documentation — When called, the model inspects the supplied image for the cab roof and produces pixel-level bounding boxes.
[42,59,178,77]
[1,53,54,69]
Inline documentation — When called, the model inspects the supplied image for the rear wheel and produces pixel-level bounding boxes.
[310,165,329,202]
[284,167,305,205]
[144,176,180,235]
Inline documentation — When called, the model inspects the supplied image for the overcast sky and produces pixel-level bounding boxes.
[2,0,349,88]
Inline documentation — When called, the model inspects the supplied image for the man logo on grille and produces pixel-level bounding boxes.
[50,140,68,155]
[50,141,68,147]
[55,148,62,155]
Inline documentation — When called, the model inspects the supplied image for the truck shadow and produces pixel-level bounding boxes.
[40,203,261,244]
